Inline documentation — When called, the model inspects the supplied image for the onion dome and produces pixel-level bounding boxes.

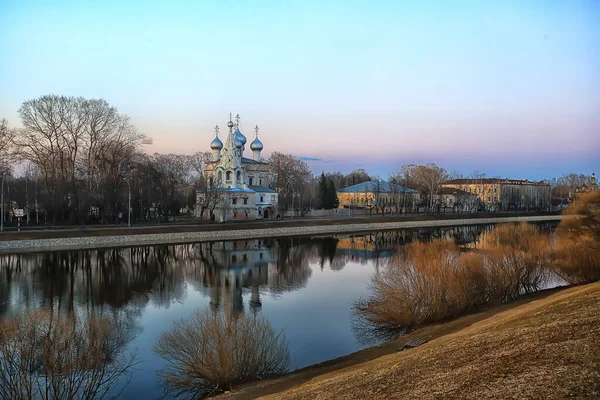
[227,120,234,128]
[235,127,247,145]
[210,135,223,150]
[250,136,263,151]
[234,136,243,148]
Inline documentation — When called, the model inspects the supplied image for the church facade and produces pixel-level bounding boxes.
[195,114,278,222]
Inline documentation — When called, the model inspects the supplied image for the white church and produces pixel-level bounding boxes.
[195,114,278,222]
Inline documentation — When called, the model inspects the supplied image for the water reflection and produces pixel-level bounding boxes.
[1,224,557,320]
[0,223,557,398]
[0,308,137,400]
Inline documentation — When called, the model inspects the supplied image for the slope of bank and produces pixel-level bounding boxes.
[0,214,562,253]
[258,281,600,400]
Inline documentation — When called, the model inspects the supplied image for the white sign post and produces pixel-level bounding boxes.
[13,209,23,231]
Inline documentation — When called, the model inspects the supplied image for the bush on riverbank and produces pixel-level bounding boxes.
[553,191,600,284]
[359,223,552,330]
[155,309,290,399]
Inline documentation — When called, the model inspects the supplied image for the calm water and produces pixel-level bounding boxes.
[0,223,558,399]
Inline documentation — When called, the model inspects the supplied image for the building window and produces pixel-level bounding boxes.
[243,254,247,261]
[259,179,262,185]
[233,198,237,205]
[260,196,264,202]
[209,177,214,186]
[249,177,253,185]
[259,253,263,259]
[232,255,237,262]
[218,171,223,183]
[226,171,232,181]
[237,171,242,182]
[243,198,248,204]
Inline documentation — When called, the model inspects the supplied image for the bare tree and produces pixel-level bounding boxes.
[267,152,312,211]
[391,164,418,214]
[0,119,14,173]
[14,95,143,225]
[413,163,448,213]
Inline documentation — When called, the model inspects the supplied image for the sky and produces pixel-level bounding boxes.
[1,0,599,179]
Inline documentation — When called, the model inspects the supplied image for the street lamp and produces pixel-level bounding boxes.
[125,178,131,227]
[1,172,5,232]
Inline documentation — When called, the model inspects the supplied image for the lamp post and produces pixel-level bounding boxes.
[1,172,4,232]
[125,178,131,227]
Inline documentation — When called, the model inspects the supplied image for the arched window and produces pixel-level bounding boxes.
[226,171,232,181]
[209,177,214,186]
[237,171,242,183]
[218,171,223,183]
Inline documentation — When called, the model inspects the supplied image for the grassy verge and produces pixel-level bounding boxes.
[256,281,600,400]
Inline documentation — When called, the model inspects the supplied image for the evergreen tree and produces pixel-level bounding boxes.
[317,172,328,209]
[327,179,339,209]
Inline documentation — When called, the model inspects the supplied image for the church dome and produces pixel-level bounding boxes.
[235,128,247,145]
[250,136,263,151]
[227,120,234,128]
[234,136,243,149]
[210,135,223,150]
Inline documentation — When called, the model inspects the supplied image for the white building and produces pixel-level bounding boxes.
[195,114,279,222]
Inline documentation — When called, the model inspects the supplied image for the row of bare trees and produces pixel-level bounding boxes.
[1,95,222,225]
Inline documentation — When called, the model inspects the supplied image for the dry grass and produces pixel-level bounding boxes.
[155,309,290,399]
[553,191,600,284]
[0,310,136,400]
[263,281,600,400]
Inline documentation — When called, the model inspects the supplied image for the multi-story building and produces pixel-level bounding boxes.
[196,114,278,221]
[337,180,419,213]
[441,178,551,211]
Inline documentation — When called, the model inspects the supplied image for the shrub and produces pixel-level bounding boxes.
[482,223,552,300]
[366,240,485,328]
[0,310,136,400]
[155,309,290,399]
[360,223,553,331]
[553,191,600,283]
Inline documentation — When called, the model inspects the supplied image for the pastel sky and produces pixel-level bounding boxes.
[1,0,599,179]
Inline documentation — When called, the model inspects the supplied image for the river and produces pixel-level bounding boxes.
[0,222,558,399]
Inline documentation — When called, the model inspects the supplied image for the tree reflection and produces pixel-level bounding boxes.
[0,309,137,400]
[0,224,547,321]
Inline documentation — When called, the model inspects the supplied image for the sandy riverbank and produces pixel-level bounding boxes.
[224,281,599,399]
[0,214,562,253]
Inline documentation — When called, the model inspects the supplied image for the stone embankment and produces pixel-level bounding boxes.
[0,215,563,254]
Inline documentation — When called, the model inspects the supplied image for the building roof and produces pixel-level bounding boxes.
[242,157,268,165]
[248,185,277,193]
[337,180,419,194]
[443,178,548,186]
[221,187,256,193]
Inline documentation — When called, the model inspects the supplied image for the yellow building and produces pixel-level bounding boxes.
[441,178,551,211]
[336,180,420,214]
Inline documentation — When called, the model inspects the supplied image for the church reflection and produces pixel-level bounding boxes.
[0,224,545,320]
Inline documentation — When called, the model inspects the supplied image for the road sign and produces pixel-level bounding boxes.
[13,209,24,217]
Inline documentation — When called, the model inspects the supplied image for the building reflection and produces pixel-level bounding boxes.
[0,224,548,321]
